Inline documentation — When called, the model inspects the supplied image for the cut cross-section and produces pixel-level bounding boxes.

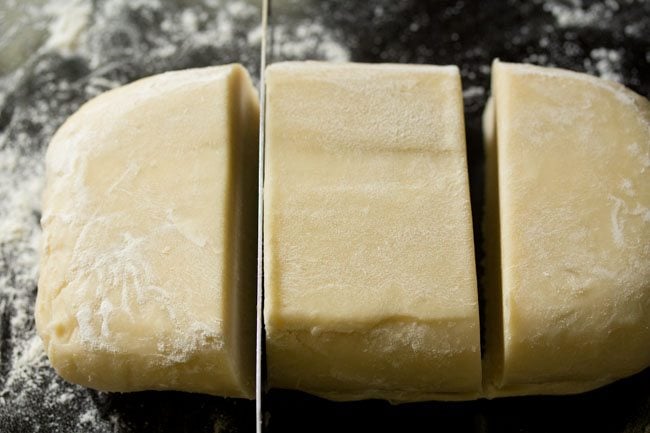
[264,61,482,402]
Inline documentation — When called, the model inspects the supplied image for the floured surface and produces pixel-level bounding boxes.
[485,61,650,396]
[264,62,481,401]
[0,0,264,430]
[2,0,650,431]
[264,1,650,432]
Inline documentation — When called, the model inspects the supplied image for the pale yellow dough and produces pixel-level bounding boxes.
[36,65,259,398]
[483,61,650,396]
[264,61,482,402]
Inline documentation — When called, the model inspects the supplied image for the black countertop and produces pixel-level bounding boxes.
[0,0,648,432]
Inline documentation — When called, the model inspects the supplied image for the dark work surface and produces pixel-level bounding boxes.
[0,0,261,431]
[265,0,650,432]
[0,0,648,432]
[267,369,650,433]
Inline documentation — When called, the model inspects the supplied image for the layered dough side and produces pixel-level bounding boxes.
[483,60,650,397]
[36,65,259,398]
[264,62,482,402]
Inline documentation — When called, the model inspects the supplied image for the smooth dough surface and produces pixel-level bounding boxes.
[483,60,650,396]
[36,65,259,398]
[264,61,482,402]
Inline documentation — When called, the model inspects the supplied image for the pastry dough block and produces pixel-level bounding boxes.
[483,60,650,396]
[36,65,259,398]
[264,62,482,402]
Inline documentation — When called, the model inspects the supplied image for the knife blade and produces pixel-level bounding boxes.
[256,0,270,431]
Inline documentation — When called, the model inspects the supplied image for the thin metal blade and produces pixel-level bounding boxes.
[255,0,270,431]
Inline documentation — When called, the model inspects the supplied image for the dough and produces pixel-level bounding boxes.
[483,60,650,396]
[35,65,259,398]
[264,62,482,402]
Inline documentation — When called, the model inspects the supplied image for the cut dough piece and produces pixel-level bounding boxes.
[36,65,259,398]
[264,61,482,402]
[483,60,650,396]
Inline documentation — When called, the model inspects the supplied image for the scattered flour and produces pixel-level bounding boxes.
[0,0,647,431]
[0,0,274,431]
[78,407,100,424]
[56,391,76,404]
[541,0,618,28]
[0,0,350,430]
[271,21,350,62]
[43,0,92,54]
[585,47,624,82]
[463,86,485,99]
[517,1,645,88]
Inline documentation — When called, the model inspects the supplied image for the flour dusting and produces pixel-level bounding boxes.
[1,0,648,431]
[0,0,349,429]
[0,0,261,431]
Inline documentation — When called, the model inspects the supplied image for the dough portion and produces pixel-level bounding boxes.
[483,60,650,396]
[264,62,482,401]
[36,65,259,398]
